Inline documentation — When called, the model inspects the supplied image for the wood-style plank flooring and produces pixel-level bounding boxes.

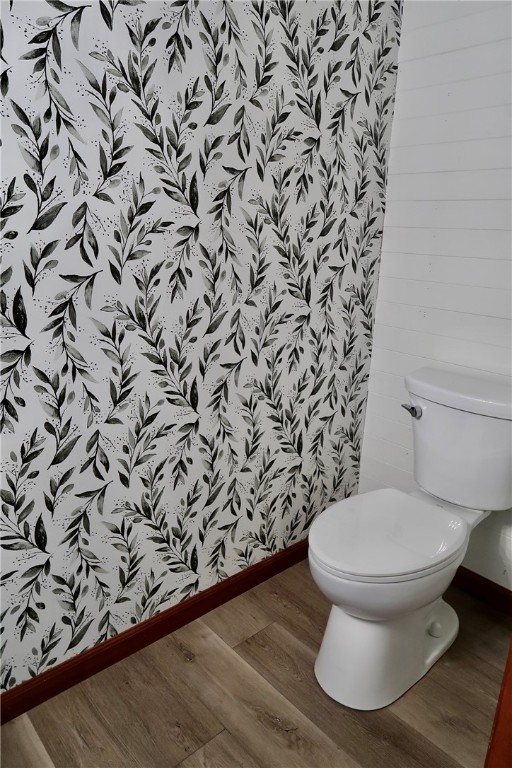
[2,560,510,768]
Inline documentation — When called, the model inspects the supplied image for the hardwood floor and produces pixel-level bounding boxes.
[2,560,510,768]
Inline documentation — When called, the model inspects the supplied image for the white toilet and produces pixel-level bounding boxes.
[308,366,512,711]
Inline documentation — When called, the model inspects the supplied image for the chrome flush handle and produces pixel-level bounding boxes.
[401,403,422,419]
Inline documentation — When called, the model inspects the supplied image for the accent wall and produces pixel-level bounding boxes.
[1,0,401,688]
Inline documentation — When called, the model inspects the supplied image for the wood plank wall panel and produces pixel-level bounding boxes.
[359,0,512,590]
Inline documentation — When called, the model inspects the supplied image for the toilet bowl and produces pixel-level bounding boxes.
[309,367,512,710]
[308,488,469,710]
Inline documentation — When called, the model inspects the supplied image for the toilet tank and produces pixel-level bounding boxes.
[404,367,512,510]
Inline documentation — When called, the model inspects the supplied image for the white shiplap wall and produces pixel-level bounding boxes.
[359,0,512,588]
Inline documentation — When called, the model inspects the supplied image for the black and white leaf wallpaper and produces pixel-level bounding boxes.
[0,0,401,688]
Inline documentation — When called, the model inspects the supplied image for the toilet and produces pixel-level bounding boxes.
[308,366,512,711]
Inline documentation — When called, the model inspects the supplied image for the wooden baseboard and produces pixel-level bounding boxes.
[1,542,510,725]
[485,640,512,768]
[0,538,309,724]
[452,566,512,615]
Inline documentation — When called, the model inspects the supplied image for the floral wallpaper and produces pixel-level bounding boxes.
[0,0,401,689]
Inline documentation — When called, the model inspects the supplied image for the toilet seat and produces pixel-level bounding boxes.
[309,547,465,583]
[309,488,468,584]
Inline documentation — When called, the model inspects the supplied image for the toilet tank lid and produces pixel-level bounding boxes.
[405,367,512,421]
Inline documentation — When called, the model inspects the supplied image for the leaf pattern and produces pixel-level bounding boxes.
[1,0,402,690]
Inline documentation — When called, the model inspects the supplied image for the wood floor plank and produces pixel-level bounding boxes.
[1,715,55,768]
[270,557,329,616]
[30,642,223,768]
[154,619,361,768]
[445,587,512,671]
[236,621,463,768]
[81,644,224,767]
[177,730,263,768]
[248,562,329,652]
[428,642,502,717]
[274,557,318,592]
[390,674,493,768]
[202,591,273,647]
[29,684,137,768]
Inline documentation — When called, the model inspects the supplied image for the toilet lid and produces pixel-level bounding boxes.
[309,489,468,580]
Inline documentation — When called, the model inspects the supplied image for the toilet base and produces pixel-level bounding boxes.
[314,598,458,710]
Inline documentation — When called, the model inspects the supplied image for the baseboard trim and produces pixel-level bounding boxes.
[1,546,510,724]
[453,566,512,615]
[0,538,309,724]
[485,640,512,767]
